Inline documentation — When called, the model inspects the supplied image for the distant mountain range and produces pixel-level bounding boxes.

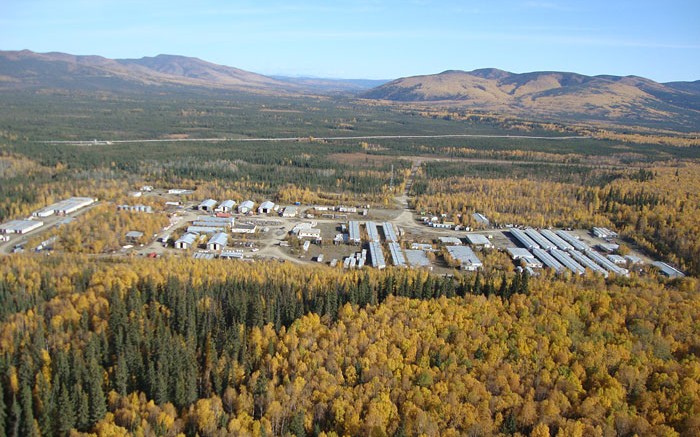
[361,69,700,127]
[1,50,699,128]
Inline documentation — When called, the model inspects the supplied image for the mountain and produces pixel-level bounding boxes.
[271,76,388,93]
[0,50,295,94]
[361,69,700,128]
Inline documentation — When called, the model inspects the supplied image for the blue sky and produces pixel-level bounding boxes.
[1,0,698,82]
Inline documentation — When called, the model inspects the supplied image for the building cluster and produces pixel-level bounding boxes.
[291,222,322,242]
[32,197,96,218]
[507,228,630,277]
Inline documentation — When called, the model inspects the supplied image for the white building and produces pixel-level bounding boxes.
[281,206,297,217]
[258,201,275,214]
[175,233,198,249]
[216,200,236,213]
[465,233,492,248]
[231,223,256,234]
[207,232,228,251]
[0,219,44,234]
[33,197,96,217]
[238,200,255,214]
[198,199,217,211]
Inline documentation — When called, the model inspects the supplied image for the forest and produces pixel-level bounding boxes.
[1,89,699,436]
[0,255,699,436]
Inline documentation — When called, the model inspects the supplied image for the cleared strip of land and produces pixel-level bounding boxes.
[39,133,591,145]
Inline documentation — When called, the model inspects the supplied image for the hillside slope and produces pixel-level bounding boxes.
[362,69,700,128]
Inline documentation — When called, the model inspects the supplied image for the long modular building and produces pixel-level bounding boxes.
[405,250,432,269]
[524,228,556,250]
[446,245,482,271]
[555,230,591,252]
[539,229,574,251]
[0,219,43,234]
[509,228,540,250]
[568,250,609,277]
[368,241,386,269]
[388,242,406,267]
[348,221,361,245]
[651,261,685,278]
[33,197,95,217]
[365,221,380,242]
[549,249,586,275]
[586,250,629,276]
[382,222,398,243]
[532,248,565,273]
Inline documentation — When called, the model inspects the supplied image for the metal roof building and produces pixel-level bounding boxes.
[593,227,618,239]
[187,226,224,234]
[348,221,361,245]
[446,245,482,271]
[509,228,540,250]
[507,247,535,260]
[369,241,386,269]
[465,233,492,247]
[569,250,609,277]
[193,252,215,260]
[231,223,257,233]
[382,222,398,243]
[366,221,380,242]
[586,250,629,276]
[651,261,685,278]
[549,249,586,275]
[207,232,228,251]
[439,236,462,245]
[388,242,406,267]
[555,230,591,252]
[238,200,255,214]
[607,254,627,265]
[405,250,432,269]
[524,228,556,250]
[539,229,574,251]
[198,199,217,211]
[258,201,275,214]
[175,233,198,249]
[281,206,298,217]
[216,200,236,212]
[472,212,490,226]
[0,219,44,234]
[532,248,565,273]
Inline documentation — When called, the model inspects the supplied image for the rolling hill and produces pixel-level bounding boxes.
[361,69,700,128]
[0,50,295,94]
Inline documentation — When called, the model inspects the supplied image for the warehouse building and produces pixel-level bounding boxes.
[507,247,535,260]
[592,227,618,240]
[651,261,685,278]
[198,199,217,211]
[281,206,297,217]
[405,250,433,269]
[568,250,609,277]
[193,216,234,228]
[539,229,574,251]
[238,200,255,214]
[445,245,482,271]
[175,233,198,249]
[549,249,586,275]
[509,228,540,250]
[33,197,96,217]
[472,212,490,226]
[0,219,44,234]
[586,250,629,276]
[258,201,276,214]
[382,222,398,243]
[207,233,228,251]
[388,242,406,267]
[348,221,361,245]
[555,230,591,252]
[524,228,556,250]
[465,233,492,248]
[125,231,144,242]
[369,241,386,269]
[216,200,236,213]
[365,221,380,242]
[187,226,224,234]
[439,236,462,245]
[532,248,565,273]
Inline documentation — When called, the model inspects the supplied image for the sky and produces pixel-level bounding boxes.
[1,0,699,82]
